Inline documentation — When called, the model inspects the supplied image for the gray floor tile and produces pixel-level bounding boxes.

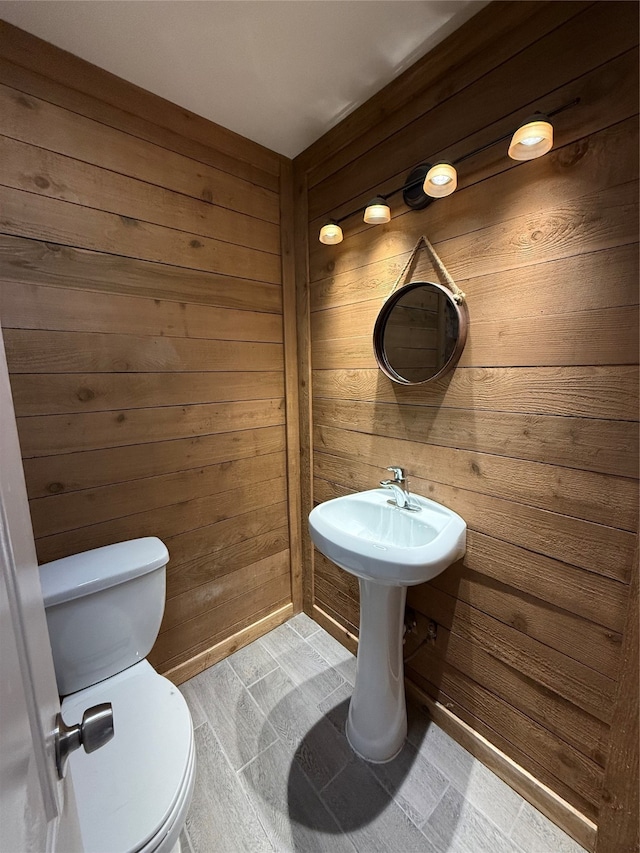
[318,682,353,735]
[288,612,321,639]
[250,667,352,791]
[511,801,587,853]
[240,739,357,852]
[421,784,470,853]
[411,715,476,792]
[258,621,345,705]
[425,785,525,853]
[190,659,277,770]
[369,738,450,827]
[187,723,273,853]
[249,664,324,729]
[179,829,192,853]
[454,760,524,835]
[321,758,440,853]
[277,641,346,706]
[306,628,358,686]
[227,641,279,687]
[406,700,432,747]
[259,622,306,659]
[178,681,206,729]
[410,711,526,838]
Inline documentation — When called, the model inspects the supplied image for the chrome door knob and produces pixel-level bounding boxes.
[54,703,114,779]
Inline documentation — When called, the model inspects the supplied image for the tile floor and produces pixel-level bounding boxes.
[178,614,587,853]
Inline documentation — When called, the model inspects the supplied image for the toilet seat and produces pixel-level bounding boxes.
[138,736,195,853]
[62,660,194,853]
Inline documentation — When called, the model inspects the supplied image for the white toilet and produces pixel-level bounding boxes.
[39,537,196,853]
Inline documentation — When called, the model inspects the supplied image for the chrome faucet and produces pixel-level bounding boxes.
[379,466,421,511]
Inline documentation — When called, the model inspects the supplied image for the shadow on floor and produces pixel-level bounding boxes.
[235,642,470,850]
[287,693,433,833]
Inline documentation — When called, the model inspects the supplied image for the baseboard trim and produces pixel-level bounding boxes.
[311,603,358,652]
[312,602,597,853]
[162,602,294,685]
[405,680,597,852]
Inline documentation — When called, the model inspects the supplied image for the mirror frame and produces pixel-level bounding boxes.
[373,281,469,386]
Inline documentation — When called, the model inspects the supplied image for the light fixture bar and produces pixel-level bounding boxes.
[323,98,580,232]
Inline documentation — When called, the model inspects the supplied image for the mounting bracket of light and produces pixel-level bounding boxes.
[402,165,434,211]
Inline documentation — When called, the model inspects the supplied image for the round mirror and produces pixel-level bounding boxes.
[373,281,468,385]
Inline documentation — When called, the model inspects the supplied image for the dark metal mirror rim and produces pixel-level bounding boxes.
[373,281,469,386]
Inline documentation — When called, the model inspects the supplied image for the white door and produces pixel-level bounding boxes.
[0,323,84,853]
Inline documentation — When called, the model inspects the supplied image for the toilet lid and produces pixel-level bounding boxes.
[62,660,193,853]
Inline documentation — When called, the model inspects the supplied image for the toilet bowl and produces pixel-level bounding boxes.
[39,538,195,853]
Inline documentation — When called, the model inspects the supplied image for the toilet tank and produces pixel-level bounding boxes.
[39,538,169,696]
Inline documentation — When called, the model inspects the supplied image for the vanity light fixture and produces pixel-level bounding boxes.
[319,219,344,245]
[364,196,391,224]
[424,162,457,198]
[508,114,553,160]
[317,98,579,244]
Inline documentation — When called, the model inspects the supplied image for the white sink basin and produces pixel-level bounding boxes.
[308,488,466,586]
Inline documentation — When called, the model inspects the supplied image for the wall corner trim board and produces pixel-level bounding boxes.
[1,3,638,850]
[594,549,640,853]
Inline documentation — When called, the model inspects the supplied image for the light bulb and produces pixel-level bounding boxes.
[521,135,545,146]
[508,115,553,160]
[363,197,391,225]
[319,220,343,245]
[424,163,457,198]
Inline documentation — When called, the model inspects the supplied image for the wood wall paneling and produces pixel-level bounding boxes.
[1,185,281,282]
[313,398,637,480]
[28,452,286,539]
[0,235,283,313]
[295,2,639,848]
[0,134,280,253]
[20,427,286,498]
[36,474,288,566]
[0,83,279,221]
[0,280,283,341]
[0,26,294,677]
[162,529,291,632]
[312,362,639,421]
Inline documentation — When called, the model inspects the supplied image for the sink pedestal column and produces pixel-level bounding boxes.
[346,579,407,762]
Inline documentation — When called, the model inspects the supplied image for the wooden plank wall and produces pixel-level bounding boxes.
[294,1,639,848]
[0,21,296,680]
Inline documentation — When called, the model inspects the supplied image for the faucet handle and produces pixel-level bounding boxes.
[386,466,405,482]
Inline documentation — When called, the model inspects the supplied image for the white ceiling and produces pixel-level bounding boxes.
[0,1,486,158]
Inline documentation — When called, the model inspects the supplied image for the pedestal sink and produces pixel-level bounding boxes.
[309,487,466,762]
